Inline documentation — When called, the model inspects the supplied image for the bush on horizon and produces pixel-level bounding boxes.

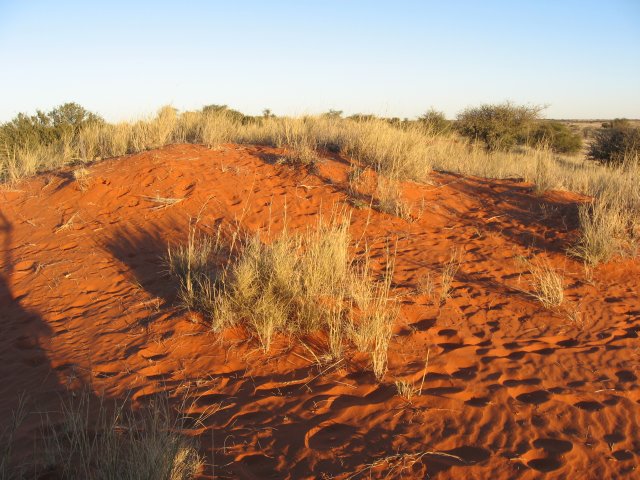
[529,120,583,154]
[455,102,543,151]
[0,102,103,152]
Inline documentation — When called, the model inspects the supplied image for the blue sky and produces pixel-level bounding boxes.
[0,0,638,121]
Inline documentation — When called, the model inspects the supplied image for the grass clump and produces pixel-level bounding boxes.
[527,259,564,308]
[40,393,202,480]
[166,218,398,380]
[166,224,224,313]
[570,199,635,265]
[375,177,411,219]
[348,261,397,379]
[439,252,461,304]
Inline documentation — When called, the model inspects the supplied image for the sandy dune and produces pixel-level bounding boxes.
[1,143,639,478]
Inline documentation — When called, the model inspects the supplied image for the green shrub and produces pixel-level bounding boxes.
[455,102,542,151]
[588,125,640,165]
[530,121,582,154]
[418,108,450,135]
[0,102,103,151]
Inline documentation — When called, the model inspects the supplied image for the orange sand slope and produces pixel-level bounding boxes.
[1,143,639,479]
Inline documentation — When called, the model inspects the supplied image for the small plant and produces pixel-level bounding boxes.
[439,251,461,304]
[395,349,430,402]
[73,167,90,191]
[416,271,435,299]
[527,259,564,308]
[395,380,418,402]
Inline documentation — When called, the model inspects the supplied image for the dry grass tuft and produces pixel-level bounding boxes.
[527,259,564,308]
[570,198,637,265]
[72,167,90,191]
[439,251,461,304]
[415,271,435,299]
[395,380,418,402]
[166,223,224,313]
[376,177,411,219]
[166,217,398,379]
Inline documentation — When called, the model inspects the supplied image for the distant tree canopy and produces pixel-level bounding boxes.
[0,102,103,150]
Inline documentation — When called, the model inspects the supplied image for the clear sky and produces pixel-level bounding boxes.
[1,0,638,122]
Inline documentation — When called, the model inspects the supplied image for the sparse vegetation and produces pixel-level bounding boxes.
[416,271,435,299]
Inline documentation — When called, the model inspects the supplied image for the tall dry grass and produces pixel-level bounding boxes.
[1,392,203,480]
[42,394,202,480]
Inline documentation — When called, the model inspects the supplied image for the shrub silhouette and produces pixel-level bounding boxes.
[588,123,640,165]
[455,102,542,151]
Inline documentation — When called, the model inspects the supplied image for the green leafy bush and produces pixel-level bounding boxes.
[530,121,582,154]
[0,102,103,151]
[588,124,640,165]
[455,102,542,151]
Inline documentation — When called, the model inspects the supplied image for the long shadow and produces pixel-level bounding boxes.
[0,211,90,475]
[101,223,179,308]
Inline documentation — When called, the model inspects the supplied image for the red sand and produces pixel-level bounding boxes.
[1,143,639,478]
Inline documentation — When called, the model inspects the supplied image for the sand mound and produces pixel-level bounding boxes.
[1,143,639,478]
